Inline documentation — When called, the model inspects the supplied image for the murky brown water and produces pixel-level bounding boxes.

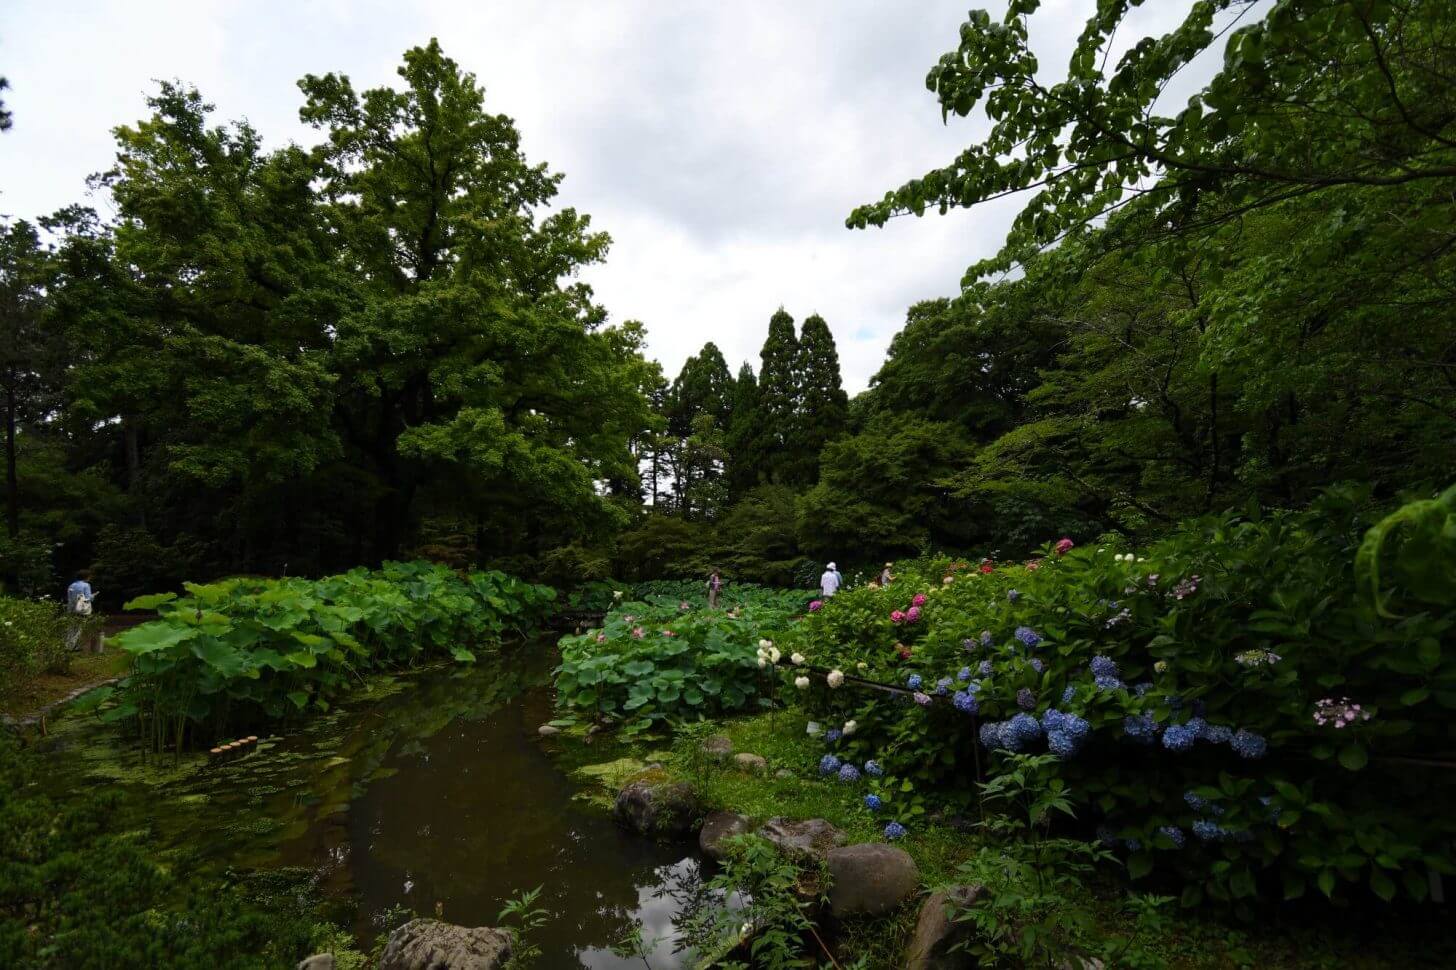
[48,641,704,969]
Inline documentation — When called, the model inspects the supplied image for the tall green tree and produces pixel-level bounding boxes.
[0,221,58,541]
[300,39,652,558]
[755,308,800,484]
[723,361,763,500]
[791,313,849,482]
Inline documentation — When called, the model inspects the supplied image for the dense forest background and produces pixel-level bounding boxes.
[3,0,1454,601]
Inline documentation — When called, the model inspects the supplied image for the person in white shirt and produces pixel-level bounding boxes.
[819,561,842,598]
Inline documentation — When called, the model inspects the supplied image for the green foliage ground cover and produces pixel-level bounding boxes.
[772,486,1456,909]
[110,560,553,749]
[555,585,804,733]
[0,736,360,970]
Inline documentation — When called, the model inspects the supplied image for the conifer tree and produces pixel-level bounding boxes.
[756,308,800,483]
[792,313,849,483]
[724,361,762,500]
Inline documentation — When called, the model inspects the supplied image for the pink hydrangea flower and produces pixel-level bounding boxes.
[912,593,927,607]
[809,599,824,612]
[1055,537,1075,555]
[1025,558,1042,571]
[890,609,906,623]
[979,560,994,574]
[906,605,922,623]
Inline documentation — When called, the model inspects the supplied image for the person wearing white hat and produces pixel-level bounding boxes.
[819,561,842,598]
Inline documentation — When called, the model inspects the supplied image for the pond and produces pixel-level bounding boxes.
[43,640,705,969]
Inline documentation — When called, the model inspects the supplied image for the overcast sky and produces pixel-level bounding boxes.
[1,1,1216,392]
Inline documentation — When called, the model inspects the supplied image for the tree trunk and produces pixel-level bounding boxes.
[124,418,146,529]
[5,374,18,539]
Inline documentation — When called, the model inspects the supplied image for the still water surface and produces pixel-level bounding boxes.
[57,642,703,969]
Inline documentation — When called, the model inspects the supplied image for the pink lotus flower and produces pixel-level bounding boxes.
[596,633,606,643]
[890,609,906,623]
[809,600,824,612]
[632,626,645,639]
[1025,558,1042,571]
[662,630,676,637]
[1055,537,1075,555]
[911,593,927,607]
[906,605,922,623]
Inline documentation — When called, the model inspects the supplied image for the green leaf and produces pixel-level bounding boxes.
[1338,743,1368,771]
[287,691,310,710]
[450,646,476,663]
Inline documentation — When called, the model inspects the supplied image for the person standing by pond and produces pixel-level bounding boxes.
[65,570,97,652]
[706,569,723,609]
[820,561,842,598]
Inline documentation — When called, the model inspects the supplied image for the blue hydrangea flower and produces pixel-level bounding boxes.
[935,677,953,695]
[1159,825,1186,849]
[826,728,843,743]
[1089,656,1119,679]
[979,660,994,677]
[1061,685,1076,704]
[864,794,882,811]
[818,754,842,775]
[962,638,976,652]
[1043,709,1091,740]
[1231,729,1267,759]
[979,721,1004,749]
[1134,682,1153,697]
[906,674,923,690]
[980,630,993,647]
[1192,819,1229,842]
[1094,673,1126,691]
[958,667,972,682]
[1017,687,1036,710]
[884,821,907,840]
[1007,588,1020,603]
[1125,838,1142,852]
[864,760,884,777]
[1047,730,1078,758]
[1006,713,1043,749]
[1201,723,1233,744]
[1014,626,1042,648]
[1184,717,1207,739]
[1123,713,1159,743]
[1162,723,1197,751]
[1184,791,1209,812]
[952,689,979,714]
[1029,658,1045,674]
[838,763,861,783]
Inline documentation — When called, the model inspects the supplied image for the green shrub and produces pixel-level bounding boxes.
[110,560,554,748]
[776,486,1456,907]
[0,595,94,698]
[0,531,57,599]
[555,587,804,731]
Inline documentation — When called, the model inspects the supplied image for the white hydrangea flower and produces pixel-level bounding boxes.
[768,646,781,664]
[790,652,806,665]
[842,719,857,735]
[856,661,868,671]
[826,669,844,688]
[758,638,773,651]
[757,657,768,668]
[613,590,623,600]
[806,721,822,735]
[794,676,810,690]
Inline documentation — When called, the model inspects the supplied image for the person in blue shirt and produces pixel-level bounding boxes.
[65,570,97,651]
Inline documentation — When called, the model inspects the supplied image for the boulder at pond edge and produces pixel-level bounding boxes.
[904,885,982,969]
[377,918,513,970]
[826,842,920,918]
[613,771,701,837]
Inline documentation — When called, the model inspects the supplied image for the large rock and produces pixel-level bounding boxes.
[904,885,982,969]
[733,752,768,774]
[699,810,752,861]
[613,771,701,837]
[702,735,734,761]
[296,955,335,970]
[826,843,920,917]
[759,817,846,861]
[377,919,513,970]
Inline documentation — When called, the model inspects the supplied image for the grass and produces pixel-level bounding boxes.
[0,645,130,718]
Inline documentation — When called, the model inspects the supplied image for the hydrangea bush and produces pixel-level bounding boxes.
[775,487,1456,906]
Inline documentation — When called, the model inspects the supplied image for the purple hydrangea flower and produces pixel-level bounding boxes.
[1029,658,1045,674]
[958,667,972,682]
[1192,819,1230,842]
[826,728,843,743]
[980,630,993,647]
[864,794,882,811]
[906,674,923,690]
[884,821,907,840]
[818,754,842,775]
[962,638,976,652]
[1005,713,1043,749]
[913,691,932,706]
[935,677,953,695]
[864,760,884,777]
[838,763,861,783]
[979,660,994,677]
[1159,825,1186,849]
[1089,656,1119,679]
[1061,685,1076,705]
[952,689,979,714]
[979,721,1004,749]
[1007,588,1020,603]
[1014,626,1042,648]
[1017,687,1036,710]
[1048,730,1078,758]
[1184,791,1208,812]
[1094,673,1126,691]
